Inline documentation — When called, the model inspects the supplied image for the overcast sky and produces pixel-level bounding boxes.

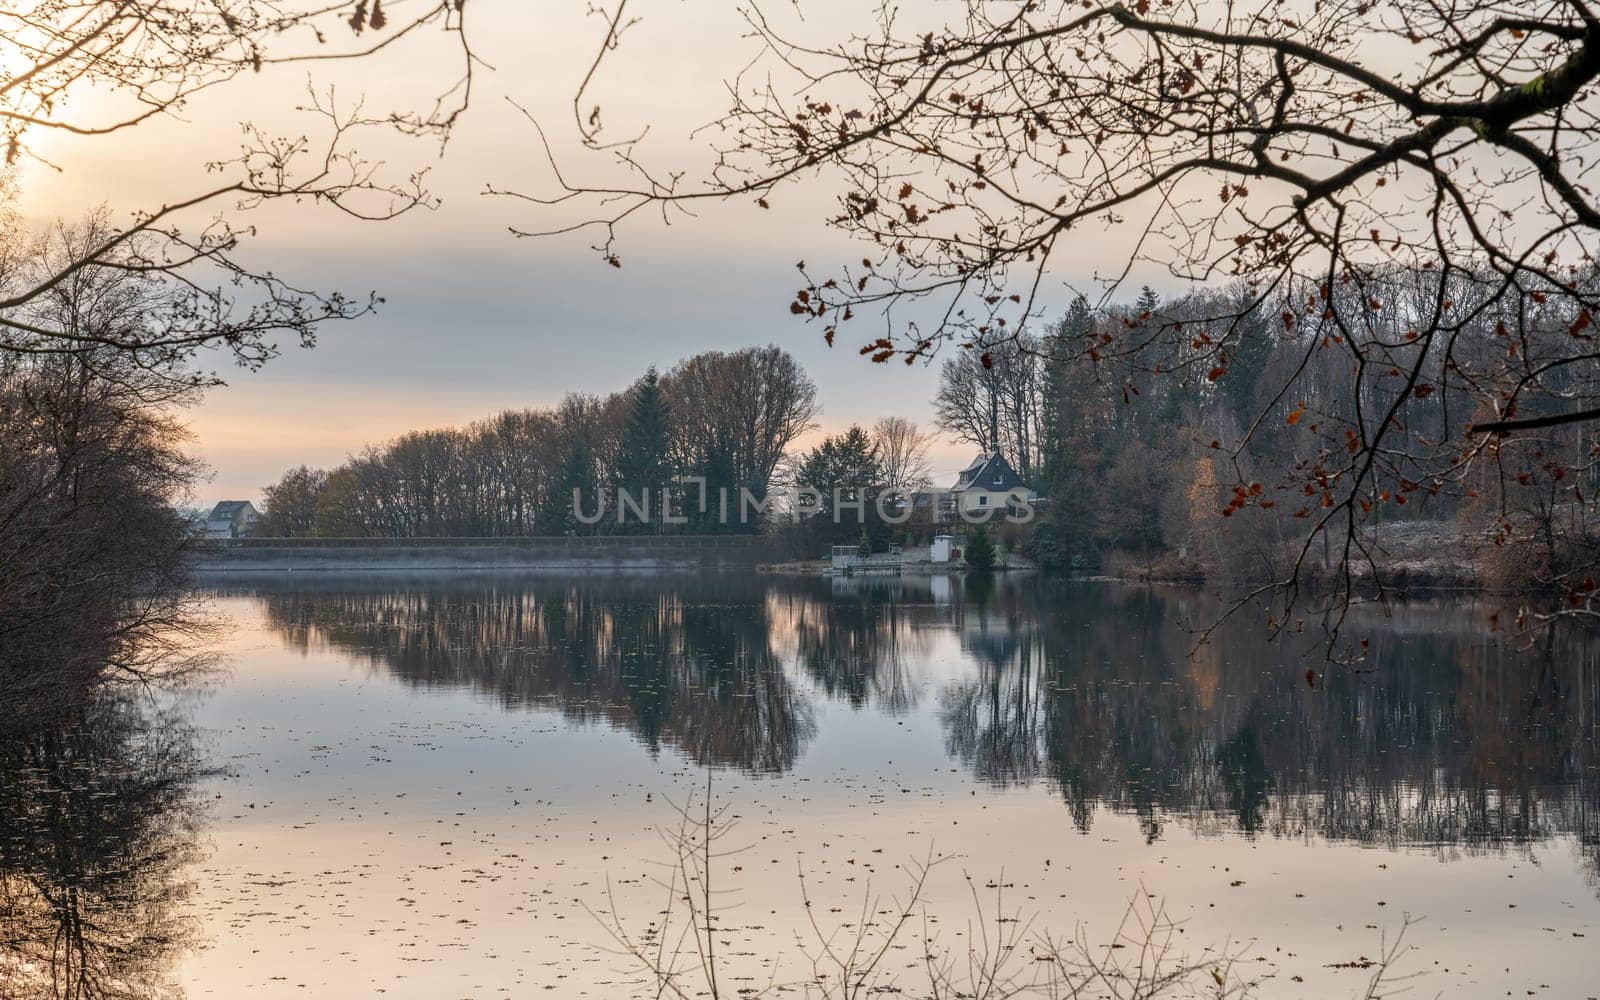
[20,1,1174,504]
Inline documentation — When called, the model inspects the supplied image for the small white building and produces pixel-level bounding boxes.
[203,500,262,539]
[930,535,954,563]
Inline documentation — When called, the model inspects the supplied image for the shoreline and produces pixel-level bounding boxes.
[188,536,775,573]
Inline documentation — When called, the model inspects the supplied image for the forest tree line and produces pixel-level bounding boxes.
[260,346,828,537]
[259,343,949,543]
[258,271,1600,591]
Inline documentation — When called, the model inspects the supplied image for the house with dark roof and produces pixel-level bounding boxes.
[946,452,1036,518]
[203,500,262,539]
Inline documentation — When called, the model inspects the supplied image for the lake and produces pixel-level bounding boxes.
[4,573,1597,998]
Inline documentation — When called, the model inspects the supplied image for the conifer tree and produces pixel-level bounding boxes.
[546,436,598,536]
[614,367,674,532]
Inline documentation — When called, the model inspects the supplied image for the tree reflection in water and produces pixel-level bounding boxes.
[943,580,1600,873]
[251,576,821,773]
[0,695,208,999]
[237,574,1597,872]
[771,576,934,714]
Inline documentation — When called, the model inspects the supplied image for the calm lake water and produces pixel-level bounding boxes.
[6,573,1599,998]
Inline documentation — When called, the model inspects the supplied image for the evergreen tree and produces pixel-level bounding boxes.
[544,436,598,535]
[1039,296,1092,470]
[1217,292,1275,425]
[964,528,997,572]
[1128,285,1170,446]
[1034,302,1102,572]
[800,425,881,499]
[694,436,740,533]
[798,425,888,549]
[613,367,673,532]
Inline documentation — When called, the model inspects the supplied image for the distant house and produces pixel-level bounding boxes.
[945,452,1037,518]
[203,500,262,539]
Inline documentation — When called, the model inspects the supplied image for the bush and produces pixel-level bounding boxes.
[964,530,996,572]
[1476,528,1600,595]
[1025,519,1099,573]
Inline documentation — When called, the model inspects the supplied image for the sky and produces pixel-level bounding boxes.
[17,1,1168,504]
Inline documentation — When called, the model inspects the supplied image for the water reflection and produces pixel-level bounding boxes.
[228,574,1599,866]
[251,576,820,773]
[946,582,1600,869]
[0,694,207,999]
[774,580,934,713]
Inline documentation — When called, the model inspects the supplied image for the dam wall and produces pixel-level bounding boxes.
[191,535,778,572]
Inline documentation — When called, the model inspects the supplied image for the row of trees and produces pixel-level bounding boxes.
[262,359,950,542]
[262,266,1598,591]
[258,268,1600,597]
[260,346,824,537]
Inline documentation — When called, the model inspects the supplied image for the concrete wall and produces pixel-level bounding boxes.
[191,535,777,572]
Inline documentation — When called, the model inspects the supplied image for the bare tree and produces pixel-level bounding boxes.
[934,338,1043,476]
[0,341,210,714]
[871,415,934,492]
[662,345,820,498]
[260,466,330,538]
[934,351,1002,454]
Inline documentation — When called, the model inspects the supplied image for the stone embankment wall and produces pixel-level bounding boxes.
[191,535,776,572]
